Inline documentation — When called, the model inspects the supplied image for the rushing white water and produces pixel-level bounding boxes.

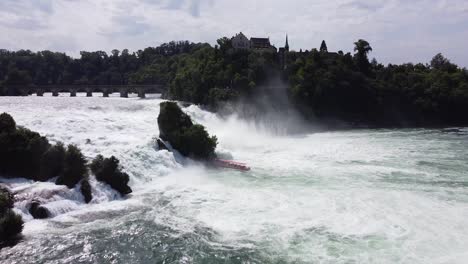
[1,93,468,263]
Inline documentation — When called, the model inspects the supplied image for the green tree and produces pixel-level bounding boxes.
[56,145,87,188]
[430,53,457,72]
[4,69,32,95]
[354,39,373,73]
[38,142,66,181]
[217,37,232,54]
[354,39,373,57]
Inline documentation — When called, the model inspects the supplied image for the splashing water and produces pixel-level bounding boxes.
[1,94,468,263]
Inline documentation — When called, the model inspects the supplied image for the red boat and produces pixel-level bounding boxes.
[213,159,251,171]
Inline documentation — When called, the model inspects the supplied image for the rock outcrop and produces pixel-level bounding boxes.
[28,201,50,219]
[157,138,170,151]
[157,102,217,160]
[90,155,132,196]
[80,179,93,203]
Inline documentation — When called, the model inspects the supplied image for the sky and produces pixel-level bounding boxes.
[0,0,467,67]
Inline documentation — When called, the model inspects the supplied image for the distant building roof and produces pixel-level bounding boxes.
[233,32,248,40]
[250,38,271,49]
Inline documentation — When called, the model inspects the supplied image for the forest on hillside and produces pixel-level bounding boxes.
[1,38,467,127]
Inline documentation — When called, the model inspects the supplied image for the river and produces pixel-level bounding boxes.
[1,94,468,263]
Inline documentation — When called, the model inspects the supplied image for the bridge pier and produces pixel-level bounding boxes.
[137,89,146,98]
[120,90,128,98]
[5,85,164,98]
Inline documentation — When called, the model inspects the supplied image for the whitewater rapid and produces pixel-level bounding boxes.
[1,94,468,263]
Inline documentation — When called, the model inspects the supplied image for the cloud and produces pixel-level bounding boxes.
[0,0,54,14]
[139,0,213,17]
[166,0,185,10]
[189,0,201,17]
[0,0,54,30]
[0,18,48,30]
[101,15,152,38]
[340,1,384,11]
[0,0,466,67]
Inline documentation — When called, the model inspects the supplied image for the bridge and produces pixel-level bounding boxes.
[3,85,165,98]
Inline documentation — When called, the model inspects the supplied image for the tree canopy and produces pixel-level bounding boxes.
[1,38,467,127]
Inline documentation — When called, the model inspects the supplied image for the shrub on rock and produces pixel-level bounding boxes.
[158,102,193,141]
[90,155,132,196]
[26,131,52,179]
[0,113,16,134]
[80,179,93,203]
[157,102,217,160]
[0,210,24,243]
[0,114,81,185]
[0,187,14,215]
[0,126,51,179]
[0,113,133,197]
[178,124,218,159]
[38,142,66,181]
[0,186,23,246]
[0,113,52,180]
[56,145,87,188]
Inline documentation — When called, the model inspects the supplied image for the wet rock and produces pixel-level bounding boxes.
[29,201,50,219]
[80,179,93,203]
[157,138,170,151]
[90,155,132,196]
[157,102,217,160]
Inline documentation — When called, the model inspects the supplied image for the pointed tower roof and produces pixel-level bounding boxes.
[285,34,289,50]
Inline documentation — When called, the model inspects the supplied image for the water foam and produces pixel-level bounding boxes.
[1,95,468,263]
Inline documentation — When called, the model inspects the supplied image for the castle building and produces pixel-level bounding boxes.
[231,32,277,52]
[231,32,250,49]
[231,32,289,68]
[250,37,272,49]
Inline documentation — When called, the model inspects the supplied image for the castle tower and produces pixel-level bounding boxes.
[279,34,289,70]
